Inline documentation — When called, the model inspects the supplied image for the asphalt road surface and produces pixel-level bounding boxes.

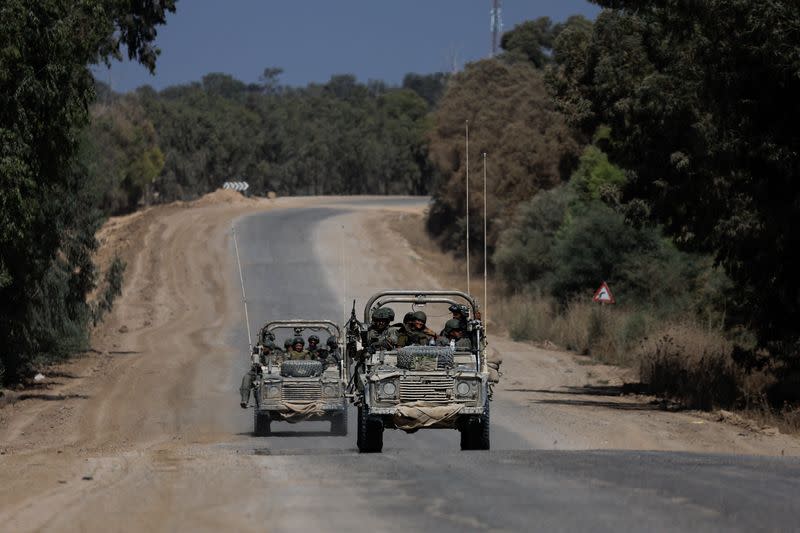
[227,201,800,532]
[1,197,798,533]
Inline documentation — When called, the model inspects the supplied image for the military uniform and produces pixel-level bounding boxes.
[240,343,277,406]
[367,325,399,350]
[436,336,473,350]
[287,348,311,360]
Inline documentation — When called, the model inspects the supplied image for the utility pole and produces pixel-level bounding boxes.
[490,0,503,57]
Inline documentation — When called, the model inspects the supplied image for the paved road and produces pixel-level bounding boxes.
[227,201,800,532]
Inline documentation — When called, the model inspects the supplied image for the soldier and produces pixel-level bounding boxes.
[307,334,324,360]
[437,319,473,350]
[286,336,310,360]
[409,310,437,346]
[366,307,399,350]
[395,311,416,348]
[283,337,293,354]
[240,342,276,408]
[325,335,341,366]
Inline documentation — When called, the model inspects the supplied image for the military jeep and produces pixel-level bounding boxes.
[347,291,491,453]
[252,320,347,436]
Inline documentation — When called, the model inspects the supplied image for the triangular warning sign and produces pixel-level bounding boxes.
[592,281,615,304]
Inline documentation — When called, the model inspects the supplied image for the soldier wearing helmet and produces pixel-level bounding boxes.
[436,318,473,350]
[307,334,324,360]
[367,306,399,350]
[325,335,341,366]
[409,310,437,345]
[287,336,310,360]
[240,341,277,408]
[395,311,416,348]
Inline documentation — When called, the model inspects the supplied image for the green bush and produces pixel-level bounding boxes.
[493,186,572,288]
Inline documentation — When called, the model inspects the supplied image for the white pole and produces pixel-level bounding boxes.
[483,152,488,331]
[341,224,347,325]
[232,224,253,352]
[465,120,471,295]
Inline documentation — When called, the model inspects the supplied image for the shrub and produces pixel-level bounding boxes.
[493,186,572,287]
[638,325,740,409]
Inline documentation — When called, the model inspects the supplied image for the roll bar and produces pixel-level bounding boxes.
[363,290,479,323]
[260,320,341,339]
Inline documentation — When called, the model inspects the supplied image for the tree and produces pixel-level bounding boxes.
[0,0,175,382]
[426,59,581,257]
[549,1,800,364]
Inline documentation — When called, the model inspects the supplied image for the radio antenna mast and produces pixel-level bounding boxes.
[465,120,471,294]
[232,225,253,352]
[483,152,489,331]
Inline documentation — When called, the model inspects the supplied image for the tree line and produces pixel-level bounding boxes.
[87,70,448,214]
[427,3,800,406]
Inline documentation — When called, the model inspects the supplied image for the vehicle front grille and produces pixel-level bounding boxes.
[399,376,454,404]
[281,381,322,403]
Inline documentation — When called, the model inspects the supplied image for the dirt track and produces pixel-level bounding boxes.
[1,195,799,532]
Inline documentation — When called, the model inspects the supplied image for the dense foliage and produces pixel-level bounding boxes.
[425,58,581,256]
[89,71,448,210]
[548,1,800,370]
[0,0,174,383]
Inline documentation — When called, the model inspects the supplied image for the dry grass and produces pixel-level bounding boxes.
[495,292,647,367]
[391,210,799,433]
[636,324,740,410]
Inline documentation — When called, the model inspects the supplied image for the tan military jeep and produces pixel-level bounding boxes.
[347,291,491,453]
[252,320,347,436]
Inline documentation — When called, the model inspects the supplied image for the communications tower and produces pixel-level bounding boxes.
[490,0,503,57]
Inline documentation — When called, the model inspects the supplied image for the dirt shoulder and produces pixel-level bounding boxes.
[373,208,800,456]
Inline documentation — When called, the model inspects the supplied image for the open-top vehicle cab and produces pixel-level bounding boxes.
[253,320,347,436]
[347,291,491,453]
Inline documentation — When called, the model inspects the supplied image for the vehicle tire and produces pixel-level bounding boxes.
[460,403,490,450]
[331,408,348,436]
[396,346,454,370]
[254,411,271,436]
[280,360,324,378]
[357,406,383,453]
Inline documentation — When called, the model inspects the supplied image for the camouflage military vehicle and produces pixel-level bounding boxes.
[252,320,347,436]
[347,291,491,453]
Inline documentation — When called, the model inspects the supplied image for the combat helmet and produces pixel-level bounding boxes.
[308,334,320,344]
[372,307,395,322]
[443,318,464,333]
[412,310,427,324]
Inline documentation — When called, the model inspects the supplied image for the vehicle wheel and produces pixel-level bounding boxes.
[460,403,490,450]
[254,411,271,436]
[331,409,348,436]
[357,406,383,453]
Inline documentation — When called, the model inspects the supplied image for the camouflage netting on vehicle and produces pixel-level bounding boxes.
[272,401,327,422]
[393,401,464,431]
[280,360,324,378]
[487,347,502,383]
[396,346,454,370]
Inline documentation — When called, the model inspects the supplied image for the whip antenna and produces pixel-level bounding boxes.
[483,152,489,332]
[341,223,347,325]
[465,120,471,294]
[232,224,253,352]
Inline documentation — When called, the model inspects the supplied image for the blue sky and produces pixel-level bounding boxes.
[96,1,600,92]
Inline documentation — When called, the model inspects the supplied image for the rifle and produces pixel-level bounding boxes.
[344,300,367,394]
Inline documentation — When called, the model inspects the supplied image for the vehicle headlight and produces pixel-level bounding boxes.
[381,381,397,397]
[323,385,337,397]
[266,385,281,398]
[456,381,472,397]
